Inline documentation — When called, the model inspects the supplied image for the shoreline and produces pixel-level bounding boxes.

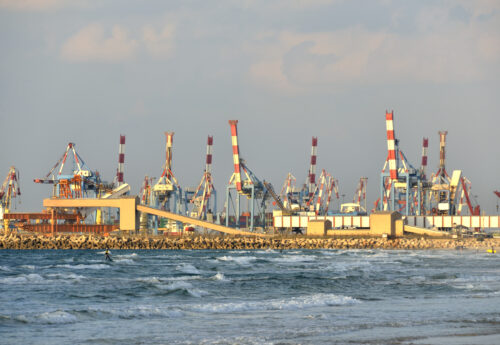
[1,233,499,250]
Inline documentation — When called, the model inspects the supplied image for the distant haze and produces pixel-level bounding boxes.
[1,1,499,213]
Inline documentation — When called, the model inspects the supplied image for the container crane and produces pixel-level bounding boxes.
[306,169,337,215]
[341,177,367,215]
[279,173,299,211]
[0,166,21,230]
[34,142,103,198]
[185,136,217,221]
[378,111,423,215]
[152,132,184,231]
[139,175,154,231]
[225,120,270,231]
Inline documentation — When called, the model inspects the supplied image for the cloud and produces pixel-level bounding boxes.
[60,24,138,62]
[143,24,175,58]
[0,0,84,11]
[247,9,500,90]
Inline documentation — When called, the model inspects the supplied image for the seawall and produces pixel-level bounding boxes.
[1,233,499,250]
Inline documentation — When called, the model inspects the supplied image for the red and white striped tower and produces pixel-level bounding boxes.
[385,111,398,181]
[308,137,318,194]
[161,132,174,179]
[206,136,213,174]
[437,131,448,178]
[420,137,428,180]
[116,135,125,186]
[229,120,242,191]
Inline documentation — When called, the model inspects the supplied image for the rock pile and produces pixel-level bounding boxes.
[0,233,498,250]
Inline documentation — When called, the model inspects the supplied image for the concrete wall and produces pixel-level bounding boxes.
[307,220,329,236]
[43,197,139,231]
[369,211,402,237]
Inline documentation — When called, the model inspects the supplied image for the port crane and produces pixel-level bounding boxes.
[185,136,217,221]
[34,142,105,198]
[378,111,423,215]
[0,166,21,230]
[340,177,367,215]
[424,131,480,216]
[152,132,184,231]
[225,120,270,231]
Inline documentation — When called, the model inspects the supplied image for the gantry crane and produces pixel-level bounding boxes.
[152,132,184,231]
[34,142,104,198]
[185,136,217,221]
[340,177,367,215]
[225,120,270,231]
[0,166,21,230]
[378,111,423,215]
[280,173,299,211]
[424,131,480,216]
[139,175,154,231]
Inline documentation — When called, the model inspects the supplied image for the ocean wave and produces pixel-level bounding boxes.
[269,255,316,264]
[0,265,11,271]
[188,293,358,313]
[85,305,183,319]
[0,273,45,284]
[7,310,78,325]
[211,272,230,282]
[115,253,138,258]
[136,276,162,284]
[114,258,135,265]
[176,263,201,274]
[55,264,110,270]
[153,280,208,298]
[37,310,78,324]
[20,265,36,270]
[217,256,257,265]
[46,272,86,282]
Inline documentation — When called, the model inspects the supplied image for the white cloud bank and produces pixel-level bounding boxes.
[248,15,500,89]
[0,0,84,11]
[60,23,175,62]
[60,24,138,62]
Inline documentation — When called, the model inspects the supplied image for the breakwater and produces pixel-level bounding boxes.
[1,233,498,250]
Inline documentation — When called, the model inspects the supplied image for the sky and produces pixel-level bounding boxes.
[1,0,499,214]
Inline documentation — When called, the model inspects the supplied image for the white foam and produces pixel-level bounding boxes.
[136,276,161,284]
[115,253,138,258]
[37,310,77,324]
[87,305,183,319]
[55,264,109,270]
[20,265,35,270]
[46,273,86,282]
[176,263,200,274]
[114,258,135,265]
[217,256,256,265]
[189,293,358,313]
[153,280,207,297]
[271,255,316,263]
[211,272,230,282]
[0,265,11,271]
[0,273,45,284]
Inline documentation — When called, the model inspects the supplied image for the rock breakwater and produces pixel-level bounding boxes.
[1,233,499,250]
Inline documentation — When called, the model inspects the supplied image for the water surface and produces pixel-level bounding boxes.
[1,249,499,344]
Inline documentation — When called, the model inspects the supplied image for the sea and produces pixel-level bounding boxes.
[1,249,499,345]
